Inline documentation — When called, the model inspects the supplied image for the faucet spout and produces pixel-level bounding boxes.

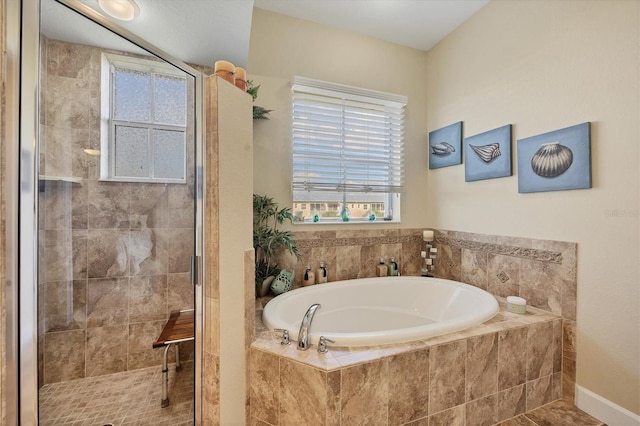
[297,303,321,350]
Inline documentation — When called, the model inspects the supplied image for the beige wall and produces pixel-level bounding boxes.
[211,76,254,424]
[248,8,430,230]
[425,0,639,415]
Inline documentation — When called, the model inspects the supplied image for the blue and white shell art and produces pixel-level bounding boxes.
[431,142,456,156]
[530,141,574,178]
[469,143,501,163]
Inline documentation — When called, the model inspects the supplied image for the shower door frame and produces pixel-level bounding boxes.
[9,0,206,423]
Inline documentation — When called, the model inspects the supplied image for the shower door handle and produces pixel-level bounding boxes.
[190,255,200,286]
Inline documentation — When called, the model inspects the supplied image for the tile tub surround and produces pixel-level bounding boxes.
[250,298,563,425]
[271,228,578,402]
[272,229,425,286]
[431,229,577,401]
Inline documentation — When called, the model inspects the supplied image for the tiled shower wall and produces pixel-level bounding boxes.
[38,38,196,385]
[271,227,577,399]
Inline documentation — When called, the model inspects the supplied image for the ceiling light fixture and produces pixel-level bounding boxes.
[97,0,140,21]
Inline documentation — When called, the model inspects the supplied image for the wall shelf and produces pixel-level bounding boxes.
[38,175,83,192]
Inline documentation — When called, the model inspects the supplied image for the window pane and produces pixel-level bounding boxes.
[115,126,150,178]
[114,68,151,122]
[293,191,388,221]
[154,75,187,125]
[153,129,185,179]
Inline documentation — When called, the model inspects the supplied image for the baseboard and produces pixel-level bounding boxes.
[576,385,640,426]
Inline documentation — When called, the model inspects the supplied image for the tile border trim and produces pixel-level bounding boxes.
[295,235,420,249]
[436,236,563,264]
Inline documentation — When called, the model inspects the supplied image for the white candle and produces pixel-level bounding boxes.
[422,230,434,242]
[430,247,438,253]
[421,251,427,258]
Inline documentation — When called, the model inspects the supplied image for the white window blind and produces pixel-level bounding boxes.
[292,76,407,194]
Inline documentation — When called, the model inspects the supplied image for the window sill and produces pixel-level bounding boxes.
[98,178,186,185]
[293,218,401,225]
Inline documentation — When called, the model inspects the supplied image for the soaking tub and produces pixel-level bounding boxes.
[262,276,499,347]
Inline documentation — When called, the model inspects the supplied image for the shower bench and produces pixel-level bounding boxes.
[153,309,195,408]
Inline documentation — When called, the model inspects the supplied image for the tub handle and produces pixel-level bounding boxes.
[317,336,335,353]
[274,329,290,346]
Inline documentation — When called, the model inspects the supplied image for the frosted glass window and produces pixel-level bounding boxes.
[153,130,185,179]
[114,68,151,122]
[154,75,187,126]
[114,126,150,178]
[103,54,189,183]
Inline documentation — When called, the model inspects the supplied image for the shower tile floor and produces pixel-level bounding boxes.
[39,361,194,426]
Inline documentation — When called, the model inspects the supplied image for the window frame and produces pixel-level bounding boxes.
[291,76,406,224]
[100,53,188,184]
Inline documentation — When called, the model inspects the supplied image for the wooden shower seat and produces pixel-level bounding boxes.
[153,309,195,408]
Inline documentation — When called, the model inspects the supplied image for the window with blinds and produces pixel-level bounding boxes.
[291,76,407,223]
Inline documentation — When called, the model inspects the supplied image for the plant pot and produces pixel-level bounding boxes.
[258,276,275,297]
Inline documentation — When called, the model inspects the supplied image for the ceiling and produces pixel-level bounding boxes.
[253,0,488,52]
[42,0,488,68]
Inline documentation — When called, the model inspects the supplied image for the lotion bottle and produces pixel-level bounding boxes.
[302,264,315,286]
[316,261,328,284]
[388,257,398,276]
[376,258,387,277]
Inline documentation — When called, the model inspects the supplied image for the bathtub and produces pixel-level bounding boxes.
[262,276,499,347]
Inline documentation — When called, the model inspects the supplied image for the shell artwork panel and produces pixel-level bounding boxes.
[428,121,463,169]
[517,122,591,193]
[463,124,512,182]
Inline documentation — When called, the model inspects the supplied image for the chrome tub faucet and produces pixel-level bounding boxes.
[297,303,321,350]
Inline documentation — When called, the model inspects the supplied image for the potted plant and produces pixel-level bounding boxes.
[253,194,300,296]
[246,80,273,120]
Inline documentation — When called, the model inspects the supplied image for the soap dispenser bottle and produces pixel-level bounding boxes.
[302,264,315,286]
[377,258,387,277]
[388,257,398,276]
[316,261,328,284]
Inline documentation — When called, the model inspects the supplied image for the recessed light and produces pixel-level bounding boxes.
[97,0,140,21]
[83,149,101,156]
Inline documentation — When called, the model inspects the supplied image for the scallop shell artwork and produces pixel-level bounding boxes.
[431,142,456,156]
[470,143,501,163]
[531,141,573,177]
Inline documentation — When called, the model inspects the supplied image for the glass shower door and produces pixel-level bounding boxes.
[34,1,201,424]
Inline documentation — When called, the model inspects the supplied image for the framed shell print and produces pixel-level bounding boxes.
[517,122,591,193]
[464,124,512,182]
[428,121,462,169]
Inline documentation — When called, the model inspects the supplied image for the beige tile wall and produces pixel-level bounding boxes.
[1,0,6,420]
[267,227,577,403]
[432,229,577,401]
[250,301,562,425]
[273,229,424,286]
[38,38,196,384]
[203,75,220,424]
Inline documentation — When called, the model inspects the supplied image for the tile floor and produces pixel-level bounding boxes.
[500,398,607,426]
[39,361,194,426]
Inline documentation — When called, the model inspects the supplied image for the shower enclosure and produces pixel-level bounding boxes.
[10,0,205,423]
